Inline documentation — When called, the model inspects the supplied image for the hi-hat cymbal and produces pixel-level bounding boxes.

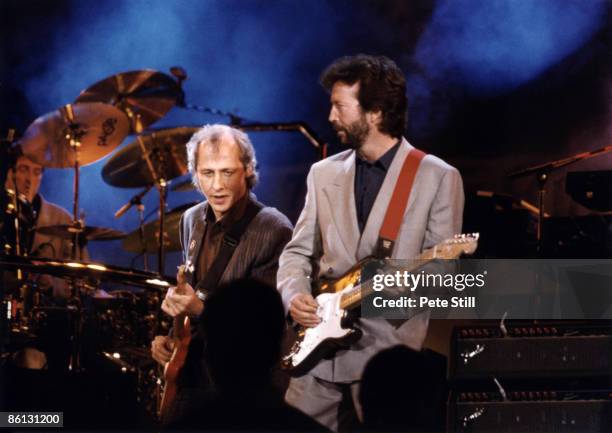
[35,224,126,241]
[20,103,130,168]
[75,70,181,130]
[102,126,198,188]
[122,202,195,254]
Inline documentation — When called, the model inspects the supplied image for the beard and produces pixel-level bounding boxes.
[332,116,370,150]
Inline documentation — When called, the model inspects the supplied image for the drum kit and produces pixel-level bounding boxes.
[0,68,200,418]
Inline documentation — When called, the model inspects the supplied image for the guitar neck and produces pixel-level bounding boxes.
[173,264,189,335]
[338,246,440,311]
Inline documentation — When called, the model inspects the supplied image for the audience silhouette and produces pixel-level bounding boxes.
[172,278,328,432]
[360,345,446,432]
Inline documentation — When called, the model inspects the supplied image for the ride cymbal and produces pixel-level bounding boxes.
[102,126,197,188]
[75,70,181,131]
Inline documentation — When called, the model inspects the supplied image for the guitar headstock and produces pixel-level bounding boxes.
[434,233,479,259]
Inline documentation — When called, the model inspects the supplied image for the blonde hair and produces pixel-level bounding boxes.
[186,124,258,191]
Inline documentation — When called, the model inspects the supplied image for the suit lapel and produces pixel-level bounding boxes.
[322,152,360,261]
[184,204,207,286]
[357,139,415,260]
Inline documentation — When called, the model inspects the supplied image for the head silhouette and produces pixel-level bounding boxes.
[360,345,443,432]
[201,278,286,391]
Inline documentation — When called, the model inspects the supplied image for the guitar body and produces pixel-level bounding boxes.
[283,287,363,377]
[158,265,192,424]
[281,234,479,377]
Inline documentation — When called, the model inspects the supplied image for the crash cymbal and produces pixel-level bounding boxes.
[102,126,198,188]
[122,202,196,254]
[75,70,181,130]
[35,224,126,241]
[20,103,130,168]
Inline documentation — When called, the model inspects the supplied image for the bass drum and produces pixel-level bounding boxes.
[26,305,76,370]
[4,282,76,371]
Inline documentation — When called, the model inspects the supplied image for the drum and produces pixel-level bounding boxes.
[3,281,75,371]
[28,305,76,370]
[2,279,40,354]
[87,289,161,351]
[0,189,36,256]
[0,255,173,372]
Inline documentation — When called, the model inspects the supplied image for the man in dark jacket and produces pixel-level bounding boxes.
[150,124,293,422]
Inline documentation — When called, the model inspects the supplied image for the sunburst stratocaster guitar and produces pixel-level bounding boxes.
[282,233,479,377]
[158,265,192,424]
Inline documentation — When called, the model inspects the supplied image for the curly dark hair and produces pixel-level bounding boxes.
[320,54,407,138]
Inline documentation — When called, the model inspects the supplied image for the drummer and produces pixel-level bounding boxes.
[4,155,88,290]
[3,155,82,369]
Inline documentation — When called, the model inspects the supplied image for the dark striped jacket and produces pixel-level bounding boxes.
[179,194,294,292]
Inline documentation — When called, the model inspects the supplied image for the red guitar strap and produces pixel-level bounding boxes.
[376,148,426,258]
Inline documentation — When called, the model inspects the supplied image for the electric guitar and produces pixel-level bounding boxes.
[282,233,479,377]
[158,265,192,424]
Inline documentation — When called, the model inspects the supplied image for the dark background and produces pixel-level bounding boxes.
[2,0,611,273]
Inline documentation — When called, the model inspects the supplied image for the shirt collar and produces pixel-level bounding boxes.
[204,191,251,229]
[356,140,401,171]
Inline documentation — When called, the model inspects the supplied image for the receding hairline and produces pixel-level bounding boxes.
[195,131,244,162]
[197,130,238,150]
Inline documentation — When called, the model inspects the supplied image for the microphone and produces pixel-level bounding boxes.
[114,186,152,219]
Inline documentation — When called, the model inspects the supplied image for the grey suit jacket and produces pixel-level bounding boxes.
[33,195,73,260]
[179,194,294,289]
[278,138,464,382]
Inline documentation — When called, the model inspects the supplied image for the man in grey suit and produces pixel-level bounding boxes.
[278,55,464,431]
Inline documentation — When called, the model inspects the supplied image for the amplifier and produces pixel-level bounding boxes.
[449,322,612,381]
[448,390,612,433]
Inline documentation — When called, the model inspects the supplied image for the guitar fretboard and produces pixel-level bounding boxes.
[338,238,472,310]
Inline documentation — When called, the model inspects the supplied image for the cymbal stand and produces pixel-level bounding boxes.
[61,104,87,371]
[132,117,167,274]
[535,171,547,256]
[60,104,85,261]
[136,196,148,271]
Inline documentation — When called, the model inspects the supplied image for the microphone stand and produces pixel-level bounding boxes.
[508,143,612,319]
[115,186,153,271]
[508,144,612,255]
[178,102,328,160]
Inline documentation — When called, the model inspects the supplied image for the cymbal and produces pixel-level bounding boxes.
[35,224,126,241]
[102,126,198,188]
[20,103,130,168]
[0,254,175,289]
[75,70,181,130]
[122,202,196,254]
